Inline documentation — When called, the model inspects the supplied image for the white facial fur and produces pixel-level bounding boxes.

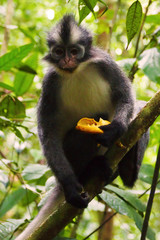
[51,20,83,45]
[69,22,81,44]
[51,26,61,43]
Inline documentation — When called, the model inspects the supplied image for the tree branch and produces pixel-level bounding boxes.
[16,90,160,240]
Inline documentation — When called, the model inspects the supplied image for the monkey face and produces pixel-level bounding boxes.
[44,15,92,73]
[51,44,85,72]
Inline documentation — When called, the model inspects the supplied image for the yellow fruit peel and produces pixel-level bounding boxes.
[76,117,110,134]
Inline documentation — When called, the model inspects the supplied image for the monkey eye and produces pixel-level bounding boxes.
[54,48,64,56]
[70,48,78,56]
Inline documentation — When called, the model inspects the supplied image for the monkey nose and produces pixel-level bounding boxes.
[64,56,70,63]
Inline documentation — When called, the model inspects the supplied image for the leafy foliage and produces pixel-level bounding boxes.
[0,43,33,71]
[0,96,25,118]
[0,219,27,240]
[139,48,160,83]
[78,0,108,23]
[126,0,142,48]
[101,190,155,240]
[22,164,50,181]
[0,187,27,218]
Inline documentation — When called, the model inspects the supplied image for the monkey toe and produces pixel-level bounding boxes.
[66,191,90,208]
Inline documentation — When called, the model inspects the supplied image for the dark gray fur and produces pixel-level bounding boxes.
[37,15,149,208]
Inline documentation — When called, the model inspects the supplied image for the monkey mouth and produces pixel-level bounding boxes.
[58,60,78,73]
[60,67,77,73]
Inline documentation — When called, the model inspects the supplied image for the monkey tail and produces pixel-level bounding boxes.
[118,130,149,187]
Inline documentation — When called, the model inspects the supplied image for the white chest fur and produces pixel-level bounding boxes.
[60,64,114,122]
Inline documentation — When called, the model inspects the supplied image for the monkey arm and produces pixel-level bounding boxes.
[95,58,135,146]
[38,118,90,208]
[37,71,90,208]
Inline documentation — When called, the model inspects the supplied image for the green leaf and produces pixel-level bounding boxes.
[0,116,33,141]
[146,15,160,25]
[0,82,13,91]
[101,191,155,240]
[106,185,146,212]
[0,43,33,71]
[153,28,160,37]
[12,126,24,141]
[78,0,97,23]
[14,53,38,96]
[18,26,37,43]
[0,187,26,217]
[130,207,155,240]
[138,47,160,83]
[22,164,50,181]
[117,58,136,74]
[14,72,35,96]
[0,170,9,187]
[0,96,25,118]
[0,219,26,240]
[30,149,44,162]
[126,0,142,47]
[45,176,56,191]
[98,0,108,16]
[16,64,37,74]
[83,0,96,15]
[24,52,38,70]
[101,191,133,217]
[21,185,39,205]
[38,188,53,208]
[0,116,12,128]
[139,164,155,184]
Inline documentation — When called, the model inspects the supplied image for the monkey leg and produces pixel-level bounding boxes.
[79,156,116,186]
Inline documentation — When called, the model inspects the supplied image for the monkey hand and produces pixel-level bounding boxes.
[96,120,127,147]
[63,181,90,209]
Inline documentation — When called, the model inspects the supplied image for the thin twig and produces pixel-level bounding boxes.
[0,174,14,209]
[139,179,160,199]
[70,213,83,238]
[140,145,160,240]
[1,0,14,55]
[83,212,117,240]
[134,0,152,58]
[107,0,121,53]
[0,150,6,159]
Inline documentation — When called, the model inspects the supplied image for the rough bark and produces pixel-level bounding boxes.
[16,90,160,240]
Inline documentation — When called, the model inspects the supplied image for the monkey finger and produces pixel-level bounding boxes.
[98,124,111,132]
[96,133,115,147]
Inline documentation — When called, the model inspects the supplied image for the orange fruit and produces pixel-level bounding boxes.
[76,117,110,134]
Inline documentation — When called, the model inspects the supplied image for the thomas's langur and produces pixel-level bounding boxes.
[37,15,149,208]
